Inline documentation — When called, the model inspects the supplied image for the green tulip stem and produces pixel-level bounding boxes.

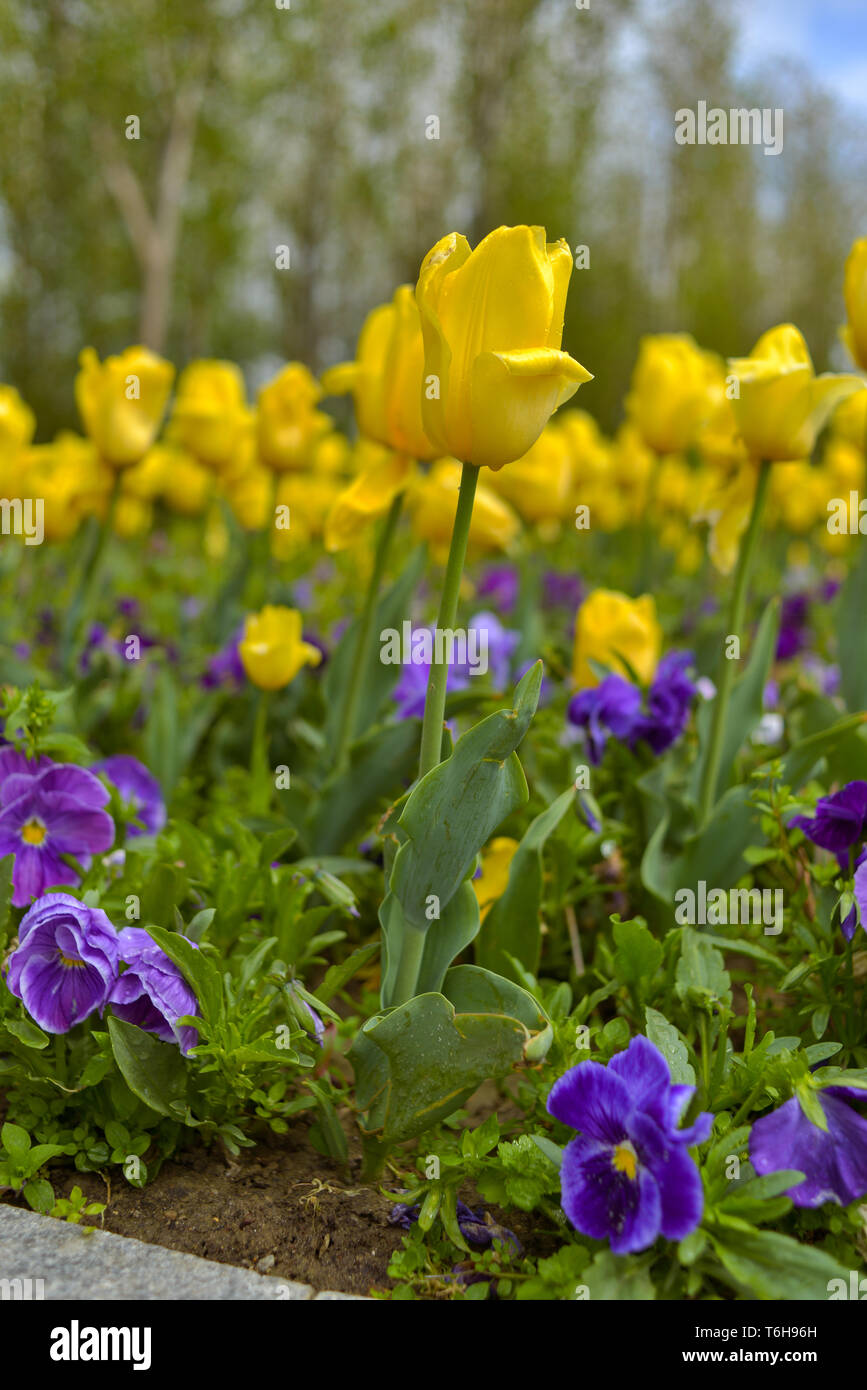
[333,490,404,771]
[697,458,772,830]
[390,922,427,1008]
[417,461,479,780]
[250,689,272,813]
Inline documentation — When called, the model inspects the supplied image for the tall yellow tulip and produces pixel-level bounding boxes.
[842,237,867,372]
[626,334,721,456]
[257,364,333,472]
[727,325,863,462]
[322,285,435,460]
[75,347,174,467]
[324,442,414,553]
[415,225,592,470]
[0,384,36,458]
[171,360,251,470]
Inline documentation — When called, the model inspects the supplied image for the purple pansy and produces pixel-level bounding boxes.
[4,893,120,1033]
[389,1199,522,1254]
[569,674,642,764]
[751,1084,867,1207]
[632,652,697,754]
[109,927,199,1053]
[789,781,867,871]
[392,648,433,720]
[543,570,584,612]
[466,611,520,688]
[93,755,166,838]
[776,594,810,661]
[477,565,519,615]
[0,750,115,907]
[201,626,246,690]
[848,857,867,941]
[568,651,696,765]
[547,1035,712,1254]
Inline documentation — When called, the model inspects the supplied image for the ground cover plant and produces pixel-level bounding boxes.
[3,214,867,1301]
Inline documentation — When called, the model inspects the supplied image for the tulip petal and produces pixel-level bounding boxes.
[546,239,574,349]
[320,362,359,396]
[469,348,592,470]
[324,452,414,552]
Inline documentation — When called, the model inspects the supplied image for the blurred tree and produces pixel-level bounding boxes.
[0,0,864,438]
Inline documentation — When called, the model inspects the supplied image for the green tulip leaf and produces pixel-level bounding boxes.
[389,662,542,930]
[352,967,550,1145]
[476,786,576,980]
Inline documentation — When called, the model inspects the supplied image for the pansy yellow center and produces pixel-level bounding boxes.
[612,1141,638,1180]
[21,818,47,846]
[57,951,86,969]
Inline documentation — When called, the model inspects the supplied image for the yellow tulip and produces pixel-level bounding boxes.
[609,424,655,524]
[17,441,86,541]
[842,237,867,372]
[239,605,322,691]
[324,443,415,553]
[322,286,436,459]
[831,390,867,449]
[697,391,749,471]
[573,589,661,689]
[559,409,611,486]
[257,364,333,472]
[727,324,863,462]
[171,360,251,469]
[652,455,693,518]
[769,461,827,534]
[415,225,592,470]
[697,462,760,575]
[0,384,36,457]
[157,447,214,516]
[75,346,174,467]
[222,462,271,530]
[472,837,519,920]
[626,335,721,455]
[310,431,352,477]
[823,437,863,493]
[113,494,152,538]
[486,422,574,524]
[675,529,703,576]
[408,458,520,559]
[272,472,344,555]
[204,500,230,561]
[122,447,172,500]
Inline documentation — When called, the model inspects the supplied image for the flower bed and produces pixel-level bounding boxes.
[2,226,867,1303]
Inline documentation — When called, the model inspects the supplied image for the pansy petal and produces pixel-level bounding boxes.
[547,1061,633,1143]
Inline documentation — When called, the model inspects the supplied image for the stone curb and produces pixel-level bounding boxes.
[0,1205,369,1301]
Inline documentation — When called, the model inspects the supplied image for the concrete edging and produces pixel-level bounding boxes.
[0,1204,368,1301]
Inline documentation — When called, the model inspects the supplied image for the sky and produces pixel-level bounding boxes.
[737,0,867,113]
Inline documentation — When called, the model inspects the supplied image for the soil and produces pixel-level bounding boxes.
[4,1083,557,1298]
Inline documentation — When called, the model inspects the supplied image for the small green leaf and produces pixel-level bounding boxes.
[645,1007,696,1086]
[4,1017,50,1049]
[107,1016,187,1117]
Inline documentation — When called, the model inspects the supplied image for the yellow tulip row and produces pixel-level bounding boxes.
[0,230,866,571]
